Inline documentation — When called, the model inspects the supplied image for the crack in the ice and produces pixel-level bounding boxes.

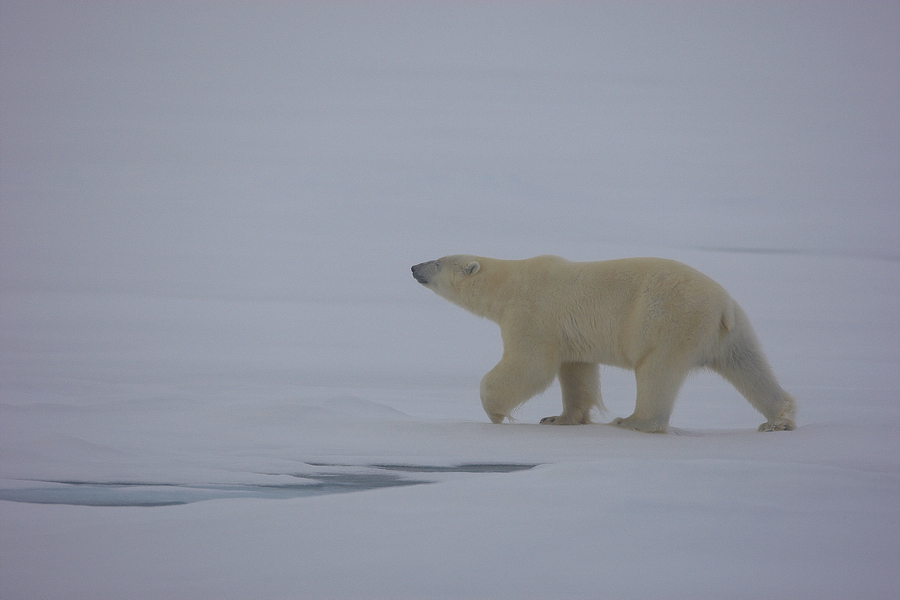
[0,464,538,507]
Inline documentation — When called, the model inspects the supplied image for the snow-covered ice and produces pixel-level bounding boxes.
[2,2,899,599]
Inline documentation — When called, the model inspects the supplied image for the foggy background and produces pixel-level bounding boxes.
[2,2,899,599]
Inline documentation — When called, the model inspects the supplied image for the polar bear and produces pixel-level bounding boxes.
[411,255,796,433]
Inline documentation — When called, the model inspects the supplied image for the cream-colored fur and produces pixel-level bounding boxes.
[412,255,796,433]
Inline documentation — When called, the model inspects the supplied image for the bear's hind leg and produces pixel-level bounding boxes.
[540,362,603,425]
[480,354,557,424]
[709,341,796,432]
[613,353,690,433]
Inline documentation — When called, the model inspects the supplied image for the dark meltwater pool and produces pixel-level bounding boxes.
[0,463,538,507]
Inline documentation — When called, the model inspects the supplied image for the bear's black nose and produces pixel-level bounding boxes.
[411,264,429,284]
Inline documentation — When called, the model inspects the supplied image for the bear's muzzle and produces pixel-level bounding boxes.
[411,262,433,284]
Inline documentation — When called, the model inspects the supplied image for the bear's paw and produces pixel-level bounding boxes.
[611,416,668,434]
[540,414,590,425]
[758,419,796,432]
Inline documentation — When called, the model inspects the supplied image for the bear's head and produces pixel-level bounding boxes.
[412,255,482,307]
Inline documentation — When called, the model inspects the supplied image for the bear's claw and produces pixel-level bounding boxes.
[540,415,590,425]
[759,419,796,432]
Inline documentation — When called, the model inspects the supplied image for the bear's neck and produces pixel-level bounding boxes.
[454,263,514,323]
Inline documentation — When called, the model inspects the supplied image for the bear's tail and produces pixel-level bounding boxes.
[720,298,736,332]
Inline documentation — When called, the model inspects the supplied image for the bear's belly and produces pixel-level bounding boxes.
[561,341,634,370]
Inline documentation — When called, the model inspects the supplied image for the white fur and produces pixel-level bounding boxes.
[412,255,796,433]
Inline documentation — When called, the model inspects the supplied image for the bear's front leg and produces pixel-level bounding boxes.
[480,354,557,423]
[612,352,691,433]
[540,362,603,425]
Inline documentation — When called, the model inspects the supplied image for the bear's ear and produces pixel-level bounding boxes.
[465,261,480,275]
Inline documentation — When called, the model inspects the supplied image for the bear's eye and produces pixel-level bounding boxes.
[434,261,440,268]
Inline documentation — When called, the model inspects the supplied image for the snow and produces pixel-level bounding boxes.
[2,1,899,598]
